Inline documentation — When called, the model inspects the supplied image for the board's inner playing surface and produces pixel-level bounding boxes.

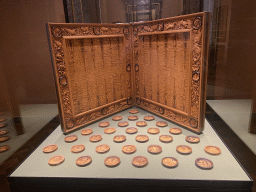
[138,32,191,115]
[64,37,129,116]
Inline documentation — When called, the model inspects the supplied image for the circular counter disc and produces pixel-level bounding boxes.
[185,135,200,143]
[136,121,147,127]
[162,157,178,168]
[64,135,78,143]
[122,145,136,154]
[89,135,102,142]
[99,121,110,127]
[104,127,116,134]
[48,155,65,166]
[159,135,173,143]
[0,130,8,136]
[195,158,213,169]
[156,121,168,127]
[144,115,155,121]
[112,115,122,121]
[118,121,129,127]
[147,128,160,134]
[81,128,93,135]
[176,145,192,155]
[0,118,6,123]
[76,156,92,166]
[132,156,148,167]
[0,136,10,143]
[113,135,126,143]
[95,144,110,153]
[43,144,58,153]
[147,145,162,154]
[128,115,138,121]
[0,145,10,153]
[0,123,7,128]
[204,145,221,155]
[71,144,85,153]
[129,109,139,114]
[169,128,182,135]
[104,156,120,167]
[135,135,149,143]
[125,127,138,134]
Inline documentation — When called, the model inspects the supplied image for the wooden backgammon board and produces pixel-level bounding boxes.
[47,12,210,134]
[7,13,253,192]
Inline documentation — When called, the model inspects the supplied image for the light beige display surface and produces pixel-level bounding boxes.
[10,108,250,181]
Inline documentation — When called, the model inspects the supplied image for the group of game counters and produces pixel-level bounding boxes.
[0,112,10,153]
[44,109,221,169]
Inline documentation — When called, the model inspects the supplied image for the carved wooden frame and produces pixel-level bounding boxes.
[47,12,210,134]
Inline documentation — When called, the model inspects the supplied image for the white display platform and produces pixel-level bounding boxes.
[8,107,252,191]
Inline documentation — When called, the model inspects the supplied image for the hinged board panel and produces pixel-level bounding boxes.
[132,12,210,133]
[48,23,133,134]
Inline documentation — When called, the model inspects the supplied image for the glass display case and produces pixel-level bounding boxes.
[0,0,255,192]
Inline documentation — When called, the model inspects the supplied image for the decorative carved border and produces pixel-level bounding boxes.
[48,24,132,133]
[132,13,209,133]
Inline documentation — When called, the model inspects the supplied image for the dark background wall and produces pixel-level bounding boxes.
[0,0,65,107]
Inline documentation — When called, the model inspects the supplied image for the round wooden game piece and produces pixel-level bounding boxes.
[169,128,182,135]
[125,127,138,134]
[104,127,116,134]
[195,158,213,169]
[147,128,160,134]
[0,136,10,143]
[136,121,147,127]
[129,109,139,114]
[71,144,85,153]
[135,135,149,143]
[132,156,148,167]
[204,145,221,155]
[144,115,155,121]
[99,121,110,127]
[95,144,110,153]
[118,121,129,127]
[76,156,92,166]
[156,121,168,127]
[48,155,65,166]
[43,144,58,153]
[162,157,178,168]
[176,145,192,154]
[159,135,173,143]
[122,145,136,154]
[147,145,162,154]
[113,135,126,143]
[0,123,7,128]
[0,145,10,153]
[89,135,102,142]
[0,130,8,136]
[81,128,93,135]
[128,115,138,121]
[112,115,122,121]
[185,135,200,143]
[64,135,78,143]
[0,118,6,123]
[104,156,120,167]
